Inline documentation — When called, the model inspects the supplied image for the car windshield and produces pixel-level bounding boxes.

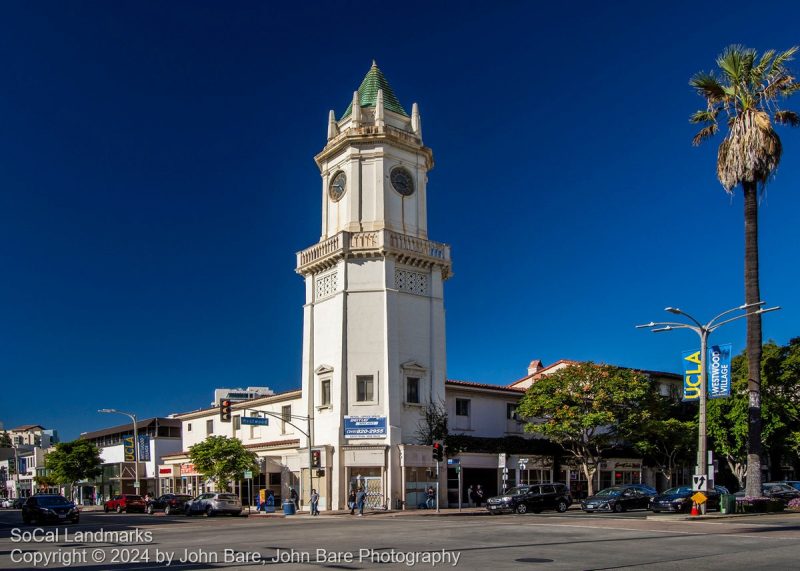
[217,494,238,501]
[594,488,623,497]
[37,496,70,507]
[505,487,530,495]
[765,484,790,492]
[663,487,692,495]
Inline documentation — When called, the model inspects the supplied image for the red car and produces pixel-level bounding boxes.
[104,494,146,513]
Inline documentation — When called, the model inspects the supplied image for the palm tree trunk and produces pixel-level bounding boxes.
[743,180,763,497]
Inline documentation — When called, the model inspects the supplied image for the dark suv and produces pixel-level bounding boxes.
[486,483,572,514]
[22,494,80,524]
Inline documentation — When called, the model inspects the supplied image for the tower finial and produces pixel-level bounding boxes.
[351,91,362,125]
[375,88,385,128]
[372,59,377,67]
[327,110,339,140]
[411,102,421,138]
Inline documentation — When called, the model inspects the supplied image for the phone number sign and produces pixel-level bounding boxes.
[343,416,387,439]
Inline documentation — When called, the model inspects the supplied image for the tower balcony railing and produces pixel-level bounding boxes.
[297,229,451,276]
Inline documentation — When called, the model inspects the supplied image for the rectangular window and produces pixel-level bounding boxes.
[406,377,420,404]
[233,415,241,431]
[321,380,331,406]
[187,423,192,432]
[206,419,213,434]
[456,398,470,417]
[506,403,517,420]
[356,375,374,402]
[281,405,291,434]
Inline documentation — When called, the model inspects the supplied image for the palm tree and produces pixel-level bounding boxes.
[690,45,798,497]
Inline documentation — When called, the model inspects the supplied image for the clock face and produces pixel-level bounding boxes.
[329,171,346,202]
[390,167,415,196]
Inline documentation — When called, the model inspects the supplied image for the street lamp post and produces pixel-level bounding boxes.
[98,409,139,494]
[637,301,779,510]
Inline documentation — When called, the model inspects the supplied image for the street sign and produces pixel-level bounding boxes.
[447,458,460,465]
[498,453,507,468]
[692,474,709,492]
[241,417,269,426]
[691,492,708,505]
[243,470,253,479]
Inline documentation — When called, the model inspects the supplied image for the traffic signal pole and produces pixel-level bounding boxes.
[436,460,440,513]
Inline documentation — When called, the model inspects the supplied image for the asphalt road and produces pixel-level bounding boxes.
[1,508,799,570]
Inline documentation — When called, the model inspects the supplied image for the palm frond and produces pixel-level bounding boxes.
[690,72,727,102]
[752,50,776,81]
[717,44,755,83]
[774,109,800,127]
[768,46,799,77]
[689,109,719,124]
[692,123,718,146]
[778,80,800,97]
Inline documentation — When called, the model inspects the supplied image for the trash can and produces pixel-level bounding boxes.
[720,494,735,514]
[282,500,296,516]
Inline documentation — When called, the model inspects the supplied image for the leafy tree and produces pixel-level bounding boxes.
[517,362,655,496]
[45,440,103,491]
[706,339,800,489]
[633,417,696,488]
[0,431,11,448]
[189,436,259,490]
[34,474,58,491]
[415,400,448,445]
[690,45,799,497]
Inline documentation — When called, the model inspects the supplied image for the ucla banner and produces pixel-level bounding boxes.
[123,434,135,461]
[682,350,702,401]
[707,343,732,399]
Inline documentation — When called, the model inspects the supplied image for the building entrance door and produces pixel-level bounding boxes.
[364,477,383,509]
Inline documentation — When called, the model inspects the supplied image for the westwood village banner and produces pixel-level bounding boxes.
[682,343,732,401]
[707,343,732,399]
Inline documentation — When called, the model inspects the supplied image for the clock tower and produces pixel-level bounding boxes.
[296,62,452,510]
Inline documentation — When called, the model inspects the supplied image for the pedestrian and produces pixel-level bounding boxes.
[475,485,484,508]
[425,486,436,509]
[289,487,298,511]
[310,489,320,516]
[348,489,356,515]
[467,485,475,508]
[356,486,366,517]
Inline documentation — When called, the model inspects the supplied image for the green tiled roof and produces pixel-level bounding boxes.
[341,61,408,118]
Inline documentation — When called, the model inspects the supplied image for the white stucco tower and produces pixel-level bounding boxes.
[296,62,452,510]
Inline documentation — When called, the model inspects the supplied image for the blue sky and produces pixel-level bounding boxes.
[2,1,799,440]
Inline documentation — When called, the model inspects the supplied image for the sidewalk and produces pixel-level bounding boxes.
[247,506,490,518]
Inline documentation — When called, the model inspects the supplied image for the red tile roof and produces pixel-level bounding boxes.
[446,379,526,394]
[508,359,681,388]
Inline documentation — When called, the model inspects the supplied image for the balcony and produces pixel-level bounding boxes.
[297,229,451,279]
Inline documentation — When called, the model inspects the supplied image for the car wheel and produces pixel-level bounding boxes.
[116,505,122,514]
[614,503,624,513]
[205,506,214,517]
[556,501,568,513]
[652,509,660,513]
[164,505,171,515]
[146,505,154,514]
[515,503,527,515]
[185,507,192,517]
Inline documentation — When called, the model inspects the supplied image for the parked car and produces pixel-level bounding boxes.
[184,493,242,517]
[762,483,800,503]
[486,483,572,515]
[627,483,658,496]
[104,494,146,513]
[22,494,80,524]
[581,485,655,513]
[146,494,192,515]
[650,485,729,513]
[768,481,800,492]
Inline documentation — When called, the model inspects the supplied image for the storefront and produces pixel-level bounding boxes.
[343,446,387,510]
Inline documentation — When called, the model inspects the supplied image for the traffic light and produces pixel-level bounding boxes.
[432,441,443,462]
[219,398,232,422]
[311,449,321,468]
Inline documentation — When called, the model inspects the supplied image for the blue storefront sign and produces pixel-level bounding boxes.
[707,343,732,399]
[138,434,151,461]
[343,416,387,439]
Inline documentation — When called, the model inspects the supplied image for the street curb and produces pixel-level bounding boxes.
[647,510,800,521]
